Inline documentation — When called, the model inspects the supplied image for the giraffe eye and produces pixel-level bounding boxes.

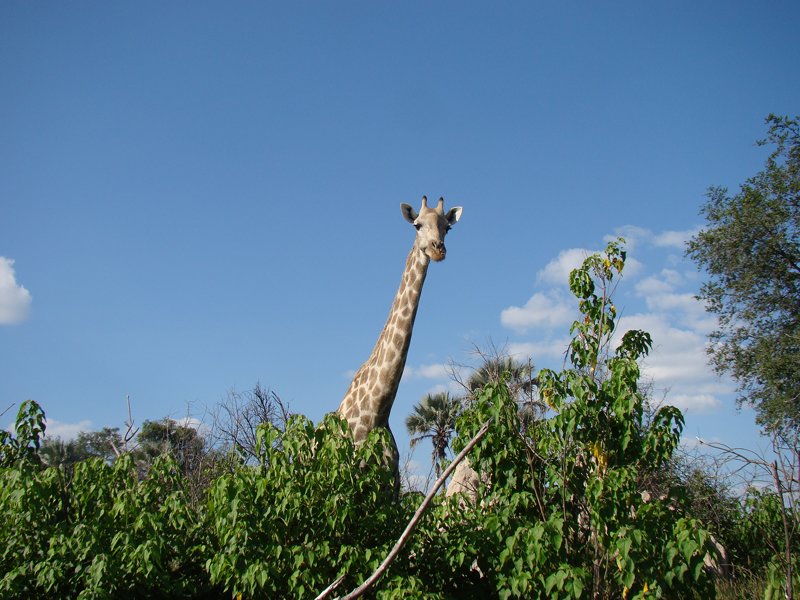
[414,223,422,231]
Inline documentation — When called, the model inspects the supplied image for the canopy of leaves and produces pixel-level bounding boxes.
[687,114,800,433]
[1,241,795,598]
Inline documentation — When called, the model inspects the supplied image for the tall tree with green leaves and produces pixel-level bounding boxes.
[687,114,800,433]
[137,418,205,475]
[39,437,89,469]
[405,392,461,478]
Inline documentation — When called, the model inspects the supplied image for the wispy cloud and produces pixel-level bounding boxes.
[0,257,32,325]
[500,226,730,415]
[500,290,574,332]
[537,248,593,286]
[508,339,570,363]
[652,228,701,249]
[404,363,451,380]
[43,418,93,441]
[605,225,700,251]
[616,312,728,413]
[604,225,651,250]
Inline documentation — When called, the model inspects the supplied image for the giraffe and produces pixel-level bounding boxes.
[336,196,462,483]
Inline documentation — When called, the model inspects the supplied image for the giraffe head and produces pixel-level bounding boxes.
[401,196,463,262]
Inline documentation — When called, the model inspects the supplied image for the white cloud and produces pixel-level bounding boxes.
[0,257,32,325]
[616,313,729,414]
[635,275,674,297]
[423,383,451,396]
[652,228,700,249]
[537,248,592,285]
[668,394,722,412]
[498,227,730,417]
[634,269,715,333]
[176,416,205,430]
[508,339,569,362]
[619,256,644,279]
[501,291,574,332]
[43,418,93,441]
[605,226,699,251]
[404,363,451,380]
[537,245,644,286]
[604,225,652,250]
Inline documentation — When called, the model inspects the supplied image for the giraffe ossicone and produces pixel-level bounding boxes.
[336,196,463,483]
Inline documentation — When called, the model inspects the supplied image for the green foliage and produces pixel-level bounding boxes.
[438,240,714,598]
[0,453,213,598]
[205,414,406,598]
[687,114,800,433]
[138,418,205,474]
[725,488,800,599]
[76,427,125,463]
[0,400,46,467]
[1,241,739,598]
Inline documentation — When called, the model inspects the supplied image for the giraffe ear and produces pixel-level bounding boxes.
[401,203,418,224]
[446,206,463,226]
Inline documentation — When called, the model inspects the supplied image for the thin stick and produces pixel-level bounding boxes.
[317,418,492,600]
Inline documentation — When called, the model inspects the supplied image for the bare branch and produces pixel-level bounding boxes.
[316,418,493,600]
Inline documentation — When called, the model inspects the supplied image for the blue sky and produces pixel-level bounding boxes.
[1,2,798,469]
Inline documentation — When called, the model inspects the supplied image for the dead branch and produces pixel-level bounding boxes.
[315,418,493,600]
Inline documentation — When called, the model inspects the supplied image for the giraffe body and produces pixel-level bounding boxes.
[337,197,462,478]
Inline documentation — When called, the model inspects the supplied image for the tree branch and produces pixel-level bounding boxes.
[315,417,493,600]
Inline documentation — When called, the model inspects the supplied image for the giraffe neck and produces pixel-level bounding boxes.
[338,241,430,442]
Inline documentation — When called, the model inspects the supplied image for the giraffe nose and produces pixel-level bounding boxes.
[431,240,444,251]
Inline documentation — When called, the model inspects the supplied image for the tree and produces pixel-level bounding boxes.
[137,418,205,475]
[74,427,124,463]
[39,437,89,469]
[209,383,290,463]
[444,240,713,598]
[466,354,540,427]
[687,114,800,433]
[0,400,45,467]
[405,392,461,479]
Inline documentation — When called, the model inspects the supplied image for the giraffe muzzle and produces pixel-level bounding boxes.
[429,242,446,262]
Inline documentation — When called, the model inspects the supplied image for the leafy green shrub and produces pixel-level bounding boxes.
[205,414,408,598]
[425,241,715,599]
[1,241,737,599]
[0,452,213,598]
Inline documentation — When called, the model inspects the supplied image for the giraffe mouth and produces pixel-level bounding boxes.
[428,247,446,262]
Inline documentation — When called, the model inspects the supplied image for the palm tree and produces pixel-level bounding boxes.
[39,437,89,469]
[467,356,542,428]
[405,392,462,478]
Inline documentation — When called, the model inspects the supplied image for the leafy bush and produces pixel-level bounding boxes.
[205,414,407,598]
[419,241,714,599]
[0,241,747,598]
